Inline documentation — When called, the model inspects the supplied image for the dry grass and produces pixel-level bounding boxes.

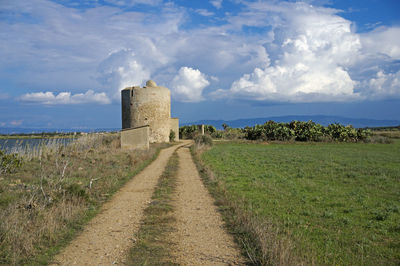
[0,138,74,159]
[0,133,165,265]
[372,130,400,139]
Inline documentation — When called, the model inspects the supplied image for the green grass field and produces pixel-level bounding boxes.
[201,141,400,265]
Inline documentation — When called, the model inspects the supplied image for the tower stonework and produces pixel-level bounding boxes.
[121,80,179,145]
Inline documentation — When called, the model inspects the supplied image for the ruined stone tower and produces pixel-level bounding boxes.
[121,80,179,146]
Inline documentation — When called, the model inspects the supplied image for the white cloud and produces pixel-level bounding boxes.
[361,70,400,99]
[210,0,223,9]
[361,26,400,60]
[224,65,358,102]
[196,9,214,17]
[97,49,152,99]
[104,0,162,6]
[210,76,219,82]
[0,0,183,98]
[171,67,210,102]
[0,0,277,103]
[218,2,363,102]
[10,120,23,126]
[1,0,400,106]
[19,90,111,105]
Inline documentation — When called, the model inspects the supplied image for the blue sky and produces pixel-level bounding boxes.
[0,0,399,129]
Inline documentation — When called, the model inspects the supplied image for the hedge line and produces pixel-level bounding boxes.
[180,120,372,142]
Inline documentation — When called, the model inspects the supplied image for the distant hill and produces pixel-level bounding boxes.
[2,115,399,134]
[182,115,400,129]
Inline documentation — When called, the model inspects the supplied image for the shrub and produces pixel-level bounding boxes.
[169,130,176,142]
[0,150,22,175]
[194,134,213,147]
[211,130,223,139]
[179,125,217,139]
[289,120,323,141]
[243,120,371,143]
[364,135,394,144]
[205,125,217,134]
[179,125,198,139]
[222,128,245,140]
[65,183,88,199]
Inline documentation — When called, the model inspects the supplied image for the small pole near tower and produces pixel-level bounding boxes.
[201,124,205,135]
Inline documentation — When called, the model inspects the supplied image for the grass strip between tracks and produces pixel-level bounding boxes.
[126,150,179,265]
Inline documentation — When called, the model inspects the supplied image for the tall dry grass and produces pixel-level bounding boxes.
[0,133,162,265]
[1,138,73,160]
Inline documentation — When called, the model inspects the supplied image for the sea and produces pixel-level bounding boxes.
[0,138,75,153]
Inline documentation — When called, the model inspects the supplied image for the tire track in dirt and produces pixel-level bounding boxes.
[51,142,188,265]
[171,147,246,265]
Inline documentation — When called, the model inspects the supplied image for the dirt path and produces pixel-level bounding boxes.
[52,142,188,265]
[171,147,246,265]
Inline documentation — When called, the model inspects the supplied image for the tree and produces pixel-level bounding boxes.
[222,123,230,131]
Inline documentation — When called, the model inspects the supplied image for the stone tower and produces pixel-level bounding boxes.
[121,80,178,144]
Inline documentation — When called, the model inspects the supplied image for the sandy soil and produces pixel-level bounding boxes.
[51,142,187,265]
[170,147,246,265]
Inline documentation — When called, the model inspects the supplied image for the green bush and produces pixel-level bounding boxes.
[204,125,216,134]
[65,183,88,199]
[326,123,371,142]
[0,150,22,174]
[179,125,216,139]
[211,130,223,139]
[179,125,198,139]
[194,134,213,147]
[243,120,371,142]
[182,121,371,143]
[169,130,176,142]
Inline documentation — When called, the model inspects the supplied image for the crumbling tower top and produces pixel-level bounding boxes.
[146,80,157,87]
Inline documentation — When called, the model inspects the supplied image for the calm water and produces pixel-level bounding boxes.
[0,138,75,153]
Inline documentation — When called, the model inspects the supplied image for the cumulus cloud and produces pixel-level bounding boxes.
[361,70,400,99]
[217,2,363,102]
[19,90,111,105]
[97,49,151,99]
[210,0,223,9]
[10,120,23,126]
[104,0,163,6]
[0,0,279,103]
[196,9,214,17]
[1,0,272,99]
[171,67,210,102]
[1,0,400,106]
[225,65,358,102]
[361,26,400,60]
[0,0,183,100]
